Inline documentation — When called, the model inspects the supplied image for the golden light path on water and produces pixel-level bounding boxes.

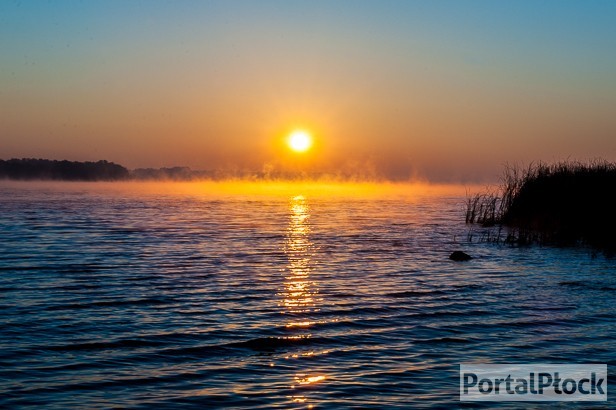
[281,195,326,406]
[0,180,476,200]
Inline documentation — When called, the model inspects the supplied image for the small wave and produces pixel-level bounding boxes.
[41,330,204,353]
[0,266,51,271]
[386,290,447,298]
[329,292,361,299]
[412,309,494,319]
[452,284,484,290]
[495,317,581,328]
[227,335,330,352]
[559,281,616,291]
[45,297,173,311]
[110,228,147,234]
[215,294,267,303]
[143,335,332,359]
[414,337,473,344]
[46,338,167,352]
[559,280,585,287]
[0,264,113,273]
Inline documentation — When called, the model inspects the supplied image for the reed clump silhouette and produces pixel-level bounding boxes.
[466,160,616,253]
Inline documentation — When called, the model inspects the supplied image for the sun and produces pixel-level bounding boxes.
[287,130,313,153]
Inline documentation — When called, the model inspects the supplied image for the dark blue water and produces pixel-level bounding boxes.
[1,182,614,408]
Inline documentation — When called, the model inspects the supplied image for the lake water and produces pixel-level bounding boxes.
[1,181,614,409]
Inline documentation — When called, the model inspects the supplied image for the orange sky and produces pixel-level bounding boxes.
[1,2,615,181]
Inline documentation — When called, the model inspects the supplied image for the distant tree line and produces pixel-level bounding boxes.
[0,158,130,181]
[130,167,212,180]
[0,157,381,182]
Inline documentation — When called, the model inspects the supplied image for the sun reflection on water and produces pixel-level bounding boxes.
[280,194,326,407]
[281,195,320,314]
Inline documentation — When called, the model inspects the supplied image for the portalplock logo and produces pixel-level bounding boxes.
[460,364,607,401]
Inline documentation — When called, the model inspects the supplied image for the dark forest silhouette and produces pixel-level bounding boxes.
[0,158,213,181]
[131,167,211,180]
[0,158,129,181]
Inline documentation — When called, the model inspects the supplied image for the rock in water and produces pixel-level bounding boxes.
[449,251,472,261]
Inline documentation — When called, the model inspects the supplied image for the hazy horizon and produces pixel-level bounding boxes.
[2,1,616,182]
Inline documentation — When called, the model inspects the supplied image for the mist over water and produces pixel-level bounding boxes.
[1,182,614,409]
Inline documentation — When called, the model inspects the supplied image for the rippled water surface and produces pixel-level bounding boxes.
[1,182,614,409]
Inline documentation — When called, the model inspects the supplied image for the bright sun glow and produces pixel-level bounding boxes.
[288,130,313,153]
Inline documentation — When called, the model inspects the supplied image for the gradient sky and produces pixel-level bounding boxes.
[1,1,615,181]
